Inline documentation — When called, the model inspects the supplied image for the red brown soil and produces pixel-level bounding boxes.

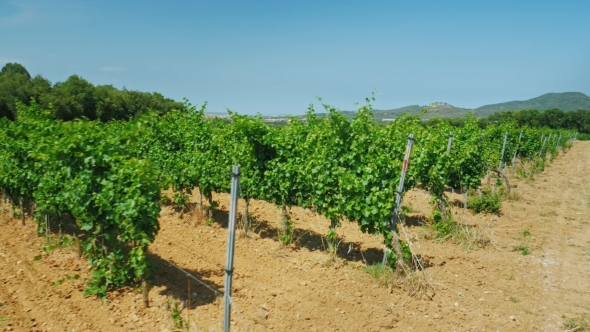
[1,142,590,331]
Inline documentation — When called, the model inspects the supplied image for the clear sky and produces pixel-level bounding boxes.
[1,0,589,115]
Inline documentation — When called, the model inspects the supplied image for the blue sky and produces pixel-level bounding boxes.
[1,0,589,115]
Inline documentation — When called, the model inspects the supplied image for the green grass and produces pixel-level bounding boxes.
[512,244,530,255]
[0,302,8,327]
[364,263,395,287]
[509,296,520,303]
[564,315,590,332]
[169,299,188,331]
[468,186,502,214]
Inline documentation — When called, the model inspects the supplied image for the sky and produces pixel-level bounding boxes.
[1,0,589,115]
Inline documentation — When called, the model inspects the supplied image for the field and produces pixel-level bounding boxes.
[0,141,589,331]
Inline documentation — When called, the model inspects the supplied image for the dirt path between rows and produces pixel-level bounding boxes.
[0,142,589,331]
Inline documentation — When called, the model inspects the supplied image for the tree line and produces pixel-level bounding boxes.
[423,109,590,137]
[0,63,183,121]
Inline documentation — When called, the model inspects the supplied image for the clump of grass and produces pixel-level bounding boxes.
[401,205,417,214]
[168,299,188,331]
[468,186,502,214]
[0,302,8,327]
[540,210,558,217]
[365,263,396,287]
[509,296,520,303]
[424,220,492,249]
[506,191,522,202]
[521,230,531,237]
[512,244,530,255]
[564,315,590,332]
[365,263,436,300]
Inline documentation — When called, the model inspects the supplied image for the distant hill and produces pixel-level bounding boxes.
[371,92,590,121]
[372,102,474,121]
[274,92,590,122]
[475,92,590,116]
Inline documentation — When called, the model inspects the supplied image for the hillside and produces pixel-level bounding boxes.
[372,102,474,121]
[476,92,590,116]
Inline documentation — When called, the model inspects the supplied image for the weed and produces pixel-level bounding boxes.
[365,263,396,287]
[278,220,294,245]
[52,274,80,287]
[506,191,522,202]
[401,205,416,214]
[425,221,491,249]
[206,218,214,226]
[521,230,531,237]
[168,299,188,331]
[564,315,590,332]
[509,296,520,303]
[0,303,7,327]
[468,186,502,214]
[512,244,530,255]
[42,235,77,254]
[540,210,557,217]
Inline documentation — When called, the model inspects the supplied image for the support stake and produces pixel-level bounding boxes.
[224,165,240,332]
[383,134,414,268]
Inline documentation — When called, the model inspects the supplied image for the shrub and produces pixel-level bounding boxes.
[468,186,502,213]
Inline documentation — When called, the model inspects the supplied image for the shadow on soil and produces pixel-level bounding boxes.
[209,210,437,269]
[148,252,223,309]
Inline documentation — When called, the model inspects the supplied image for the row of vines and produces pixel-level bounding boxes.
[0,98,574,298]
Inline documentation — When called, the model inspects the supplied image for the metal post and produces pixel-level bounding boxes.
[498,133,508,171]
[446,132,453,155]
[383,134,414,266]
[539,136,548,157]
[223,165,240,332]
[556,133,561,150]
[511,131,523,176]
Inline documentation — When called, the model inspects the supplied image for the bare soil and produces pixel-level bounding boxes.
[1,142,590,331]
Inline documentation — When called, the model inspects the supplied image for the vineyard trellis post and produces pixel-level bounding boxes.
[223,165,240,332]
[511,130,523,176]
[383,134,414,268]
[498,132,508,173]
[446,132,453,155]
[446,133,453,194]
[539,136,548,157]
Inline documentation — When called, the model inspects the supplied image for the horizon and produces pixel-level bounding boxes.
[2,0,589,116]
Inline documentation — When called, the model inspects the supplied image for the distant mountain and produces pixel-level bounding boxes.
[370,92,590,121]
[275,92,590,122]
[475,92,590,116]
[372,102,473,121]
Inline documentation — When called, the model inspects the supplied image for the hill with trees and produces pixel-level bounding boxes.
[475,92,590,115]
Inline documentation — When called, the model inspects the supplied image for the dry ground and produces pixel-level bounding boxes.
[1,142,589,331]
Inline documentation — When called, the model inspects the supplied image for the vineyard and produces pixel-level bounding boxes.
[0,99,587,331]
